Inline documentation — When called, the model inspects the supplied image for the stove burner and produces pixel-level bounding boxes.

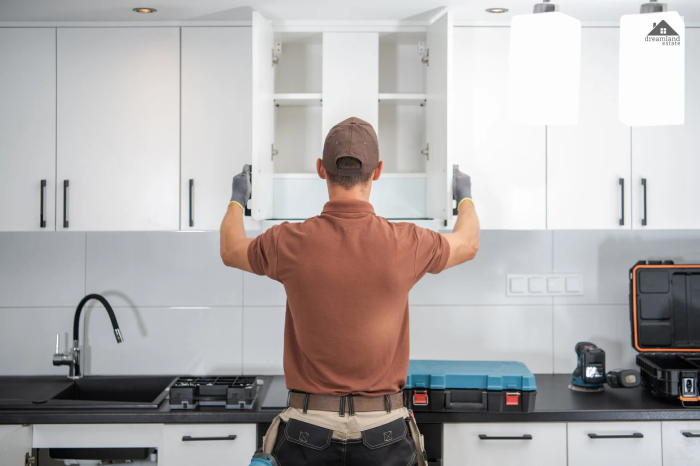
[169,376,261,410]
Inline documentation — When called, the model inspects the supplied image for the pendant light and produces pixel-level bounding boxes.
[619,0,685,126]
[508,0,582,125]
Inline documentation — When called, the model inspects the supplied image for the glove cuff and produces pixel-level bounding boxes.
[228,200,245,213]
[457,198,474,210]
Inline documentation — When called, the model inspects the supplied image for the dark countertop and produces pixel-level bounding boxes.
[1,374,699,425]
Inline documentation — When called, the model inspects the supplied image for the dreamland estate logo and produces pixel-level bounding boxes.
[646,20,681,46]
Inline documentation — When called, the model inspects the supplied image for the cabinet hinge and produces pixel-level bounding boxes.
[25,452,36,466]
[421,143,429,160]
[271,144,279,160]
[272,42,282,65]
[421,49,430,66]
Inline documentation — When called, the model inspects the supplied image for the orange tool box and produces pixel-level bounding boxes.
[630,261,700,406]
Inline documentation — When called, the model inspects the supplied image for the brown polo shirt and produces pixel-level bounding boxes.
[247,199,450,396]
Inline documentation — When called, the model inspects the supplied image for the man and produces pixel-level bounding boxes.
[221,117,479,466]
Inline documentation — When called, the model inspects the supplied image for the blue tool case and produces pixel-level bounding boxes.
[404,360,537,413]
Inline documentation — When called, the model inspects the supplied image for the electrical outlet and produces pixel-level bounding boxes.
[507,274,584,297]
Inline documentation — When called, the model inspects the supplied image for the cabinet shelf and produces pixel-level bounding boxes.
[273,93,322,106]
[378,93,426,105]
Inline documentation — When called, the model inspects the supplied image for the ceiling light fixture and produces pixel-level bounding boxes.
[486,8,509,14]
[508,0,582,125]
[133,7,157,14]
[619,0,685,126]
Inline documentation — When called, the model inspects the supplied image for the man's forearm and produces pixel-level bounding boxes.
[220,203,254,273]
[443,200,480,269]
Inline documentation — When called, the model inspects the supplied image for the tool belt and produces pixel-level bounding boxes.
[288,391,404,414]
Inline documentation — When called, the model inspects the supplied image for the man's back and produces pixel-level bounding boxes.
[248,199,450,396]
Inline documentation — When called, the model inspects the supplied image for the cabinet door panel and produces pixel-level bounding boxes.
[0,28,56,231]
[452,27,546,229]
[662,421,700,466]
[0,425,32,464]
[425,13,453,222]
[632,29,700,229]
[568,422,662,466]
[251,12,275,220]
[548,28,631,229]
[181,27,252,230]
[444,423,566,466]
[161,424,256,466]
[57,28,180,231]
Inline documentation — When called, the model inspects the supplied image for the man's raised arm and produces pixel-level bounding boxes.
[443,168,480,269]
[220,165,254,273]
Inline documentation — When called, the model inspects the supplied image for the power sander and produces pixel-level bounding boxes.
[568,342,641,392]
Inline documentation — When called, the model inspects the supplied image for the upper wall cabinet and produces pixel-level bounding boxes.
[57,28,180,231]
[452,27,547,230]
[253,13,452,223]
[181,27,253,230]
[631,29,700,229]
[547,28,631,229]
[0,28,56,232]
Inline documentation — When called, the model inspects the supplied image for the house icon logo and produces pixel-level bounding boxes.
[645,20,681,46]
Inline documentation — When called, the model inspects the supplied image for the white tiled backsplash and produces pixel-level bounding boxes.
[1,229,700,377]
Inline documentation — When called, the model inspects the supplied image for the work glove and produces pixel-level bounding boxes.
[453,165,473,210]
[229,164,251,213]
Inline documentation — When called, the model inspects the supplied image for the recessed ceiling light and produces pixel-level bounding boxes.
[133,7,157,14]
[486,7,509,13]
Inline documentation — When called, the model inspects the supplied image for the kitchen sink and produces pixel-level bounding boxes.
[0,376,177,409]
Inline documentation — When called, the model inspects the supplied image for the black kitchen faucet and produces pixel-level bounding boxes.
[52,294,124,379]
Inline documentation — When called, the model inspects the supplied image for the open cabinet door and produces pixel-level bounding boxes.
[426,12,453,222]
[0,425,32,464]
[251,11,275,220]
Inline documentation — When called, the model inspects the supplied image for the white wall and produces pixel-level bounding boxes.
[1,229,699,376]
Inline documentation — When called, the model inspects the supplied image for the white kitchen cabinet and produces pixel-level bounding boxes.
[662,421,700,466]
[32,423,163,448]
[631,29,700,229]
[567,422,662,466]
[160,424,256,466]
[181,27,253,230]
[0,28,56,232]
[0,425,33,465]
[56,28,180,231]
[452,27,546,230]
[547,28,631,229]
[443,423,567,466]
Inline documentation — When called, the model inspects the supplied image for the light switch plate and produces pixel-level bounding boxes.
[507,274,583,297]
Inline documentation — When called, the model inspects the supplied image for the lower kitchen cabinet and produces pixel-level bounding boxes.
[567,422,662,466]
[32,423,163,449]
[0,425,32,464]
[662,421,700,466]
[160,424,256,466]
[443,423,567,466]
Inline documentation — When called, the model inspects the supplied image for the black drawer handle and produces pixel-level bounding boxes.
[588,433,643,439]
[188,179,194,227]
[182,435,237,442]
[63,180,69,228]
[40,179,47,228]
[619,178,624,226]
[479,435,532,440]
[641,178,647,226]
[682,432,700,438]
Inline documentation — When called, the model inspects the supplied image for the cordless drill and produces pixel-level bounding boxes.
[569,342,641,392]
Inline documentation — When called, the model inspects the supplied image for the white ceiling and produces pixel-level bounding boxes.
[0,0,699,23]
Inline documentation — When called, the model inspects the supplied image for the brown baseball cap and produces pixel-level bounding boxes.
[322,117,379,176]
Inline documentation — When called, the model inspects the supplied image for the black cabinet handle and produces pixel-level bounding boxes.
[682,432,700,438]
[479,435,532,440]
[619,178,624,226]
[188,179,194,227]
[641,178,647,226]
[63,180,69,228]
[588,433,643,439]
[40,180,46,228]
[182,435,237,442]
